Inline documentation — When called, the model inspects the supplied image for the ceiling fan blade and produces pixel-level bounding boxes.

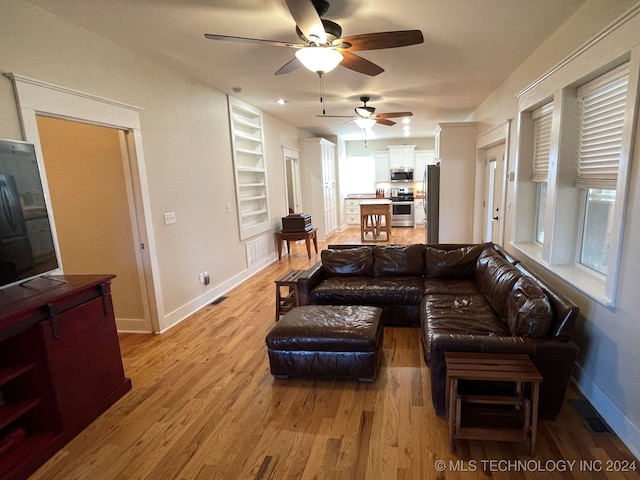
[376,112,413,119]
[275,58,302,75]
[339,30,424,51]
[204,33,303,48]
[376,118,396,126]
[286,0,326,44]
[339,51,384,76]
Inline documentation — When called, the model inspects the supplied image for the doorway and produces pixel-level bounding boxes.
[36,116,147,328]
[484,144,505,244]
[283,147,302,214]
[7,73,159,333]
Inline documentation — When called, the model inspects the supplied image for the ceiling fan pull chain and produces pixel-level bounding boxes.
[319,74,326,115]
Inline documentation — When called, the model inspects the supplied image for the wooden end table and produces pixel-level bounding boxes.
[445,352,543,455]
[275,228,318,260]
[274,269,306,321]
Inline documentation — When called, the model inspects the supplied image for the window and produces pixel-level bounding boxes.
[535,183,547,244]
[531,103,553,244]
[580,188,615,274]
[514,58,637,306]
[575,63,629,275]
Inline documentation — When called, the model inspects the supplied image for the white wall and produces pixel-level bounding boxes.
[468,0,640,459]
[0,0,304,332]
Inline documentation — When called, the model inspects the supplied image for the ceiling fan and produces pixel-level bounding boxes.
[204,0,424,76]
[319,96,413,128]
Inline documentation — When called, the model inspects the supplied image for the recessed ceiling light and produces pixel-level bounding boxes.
[402,118,411,124]
[276,99,287,105]
[403,130,411,137]
[403,125,410,131]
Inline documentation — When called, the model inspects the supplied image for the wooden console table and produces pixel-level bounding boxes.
[360,200,391,242]
[275,228,318,260]
[445,352,542,455]
[0,275,131,480]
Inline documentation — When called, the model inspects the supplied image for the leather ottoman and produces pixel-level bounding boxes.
[265,305,383,382]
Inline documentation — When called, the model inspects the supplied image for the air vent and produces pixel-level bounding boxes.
[210,296,228,306]
[569,399,612,434]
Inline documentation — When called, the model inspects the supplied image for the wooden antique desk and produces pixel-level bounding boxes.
[445,352,542,455]
[360,200,391,242]
[275,227,318,259]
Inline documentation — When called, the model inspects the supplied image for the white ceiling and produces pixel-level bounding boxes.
[25,0,587,140]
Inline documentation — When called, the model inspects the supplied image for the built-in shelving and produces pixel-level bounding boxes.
[228,96,270,240]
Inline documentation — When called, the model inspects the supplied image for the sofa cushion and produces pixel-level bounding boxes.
[423,278,479,296]
[475,248,522,321]
[507,276,553,337]
[421,293,509,365]
[322,246,373,276]
[310,276,424,306]
[373,244,426,276]
[425,244,489,278]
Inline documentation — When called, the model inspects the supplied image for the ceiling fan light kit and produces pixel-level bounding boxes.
[354,117,377,129]
[295,46,343,74]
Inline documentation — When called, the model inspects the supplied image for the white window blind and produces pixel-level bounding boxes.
[575,63,630,189]
[531,103,553,182]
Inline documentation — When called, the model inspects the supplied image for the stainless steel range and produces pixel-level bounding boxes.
[390,186,414,227]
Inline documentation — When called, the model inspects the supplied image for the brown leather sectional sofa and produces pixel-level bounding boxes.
[297,243,580,419]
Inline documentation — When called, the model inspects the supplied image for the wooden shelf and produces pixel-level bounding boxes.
[229,96,271,240]
[0,399,42,431]
[0,432,56,479]
[0,363,35,388]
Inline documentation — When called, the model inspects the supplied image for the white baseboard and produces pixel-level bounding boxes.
[158,253,277,333]
[573,364,640,460]
[116,317,153,333]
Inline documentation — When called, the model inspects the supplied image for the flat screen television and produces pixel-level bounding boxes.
[0,139,60,289]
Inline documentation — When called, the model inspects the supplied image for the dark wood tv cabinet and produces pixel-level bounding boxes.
[0,275,132,480]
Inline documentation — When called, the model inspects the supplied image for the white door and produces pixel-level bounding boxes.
[484,144,505,244]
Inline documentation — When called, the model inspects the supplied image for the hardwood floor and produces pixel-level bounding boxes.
[32,227,639,479]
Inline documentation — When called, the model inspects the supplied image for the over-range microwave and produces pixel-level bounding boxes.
[390,168,414,182]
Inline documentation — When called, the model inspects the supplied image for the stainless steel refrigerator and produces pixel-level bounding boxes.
[423,164,440,244]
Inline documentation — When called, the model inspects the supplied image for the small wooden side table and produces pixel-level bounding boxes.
[445,352,542,455]
[274,269,306,321]
[275,228,318,259]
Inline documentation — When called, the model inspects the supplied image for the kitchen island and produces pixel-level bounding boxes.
[360,199,392,242]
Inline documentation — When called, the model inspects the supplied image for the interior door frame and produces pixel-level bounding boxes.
[5,73,162,333]
[473,120,511,245]
[282,147,302,214]
[483,147,504,243]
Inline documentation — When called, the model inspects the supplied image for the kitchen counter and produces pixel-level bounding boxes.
[346,193,377,199]
[359,199,392,205]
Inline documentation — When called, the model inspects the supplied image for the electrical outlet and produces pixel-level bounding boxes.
[164,212,176,225]
[198,272,205,284]
[225,203,231,214]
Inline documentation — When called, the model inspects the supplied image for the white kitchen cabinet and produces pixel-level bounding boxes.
[413,150,435,182]
[388,145,416,169]
[434,123,476,243]
[373,151,390,183]
[300,138,338,241]
[345,199,362,225]
[414,198,425,226]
